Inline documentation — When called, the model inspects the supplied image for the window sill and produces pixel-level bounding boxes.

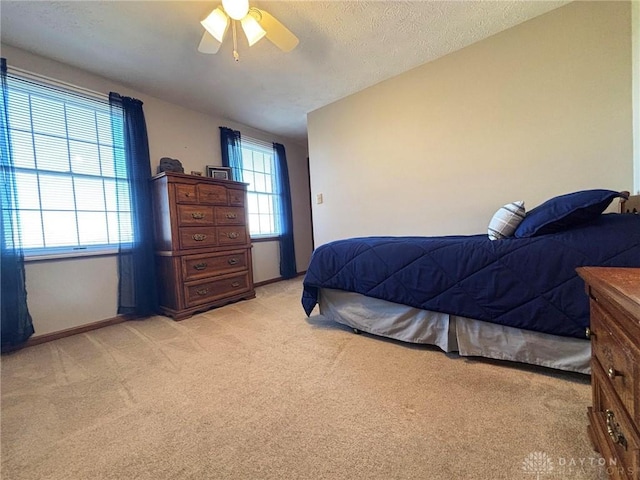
[24,249,120,262]
[251,236,280,243]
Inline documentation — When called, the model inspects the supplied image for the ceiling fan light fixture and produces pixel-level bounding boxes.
[240,14,266,47]
[222,0,249,21]
[197,2,299,59]
[201,7,229,43]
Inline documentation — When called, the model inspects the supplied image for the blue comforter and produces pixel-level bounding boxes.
[302,214,640,338]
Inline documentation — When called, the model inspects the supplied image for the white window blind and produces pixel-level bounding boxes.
[4,71,131,257]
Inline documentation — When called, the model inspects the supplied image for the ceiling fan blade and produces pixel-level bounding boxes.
[198,31,222,54]
[253,8,299,52]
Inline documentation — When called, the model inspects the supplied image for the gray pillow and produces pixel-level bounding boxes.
[488,201,525,240]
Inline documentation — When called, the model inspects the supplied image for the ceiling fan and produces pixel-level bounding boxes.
[198,0,299,61]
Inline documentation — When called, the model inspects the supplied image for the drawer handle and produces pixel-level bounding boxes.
[585,327,595,340]
[605,410,628,449]
[192,234,207,241]
[607,366,620,380]
[231,281,241,288]
[193,262,208,270]
[191,212,205,219]
[184,192,191,198]
[223,232,240,239]
[196,288,209,296]
[225,213,237,219]
[228,258,239,265]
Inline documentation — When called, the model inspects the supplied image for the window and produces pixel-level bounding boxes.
[4,72,131,257]
[240,138,280,238]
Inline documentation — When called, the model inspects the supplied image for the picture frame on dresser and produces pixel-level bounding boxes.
[206,166,232,180]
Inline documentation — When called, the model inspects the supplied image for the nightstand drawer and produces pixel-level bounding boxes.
[591,369,640,480]
[184,273,251,307]
[178,205,215,226]
[182,251,248,281]
[591,300,637,423]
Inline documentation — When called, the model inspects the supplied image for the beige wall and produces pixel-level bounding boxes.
[308,1,633,247]
[2,44,312,336]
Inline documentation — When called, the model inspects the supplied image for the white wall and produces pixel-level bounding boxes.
[308,1,633,246]
[25,256,118,335]
[2,44,312,336]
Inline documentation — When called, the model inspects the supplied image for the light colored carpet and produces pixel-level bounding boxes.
[2,279,607,479]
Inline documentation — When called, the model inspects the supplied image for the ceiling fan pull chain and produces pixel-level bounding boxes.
[232,21,240,62]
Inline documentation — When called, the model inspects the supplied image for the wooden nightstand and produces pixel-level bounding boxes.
[577,267,640,480]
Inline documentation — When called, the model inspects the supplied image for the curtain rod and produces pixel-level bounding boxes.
[7,65,108,101]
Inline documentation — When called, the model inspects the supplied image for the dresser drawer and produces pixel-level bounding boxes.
[175,184,197,203]
[179,227,218,249]
[177,205,215,226]
[182,250,248,281]
[228,188,245,206]
[184,273,251,307]
[198,184,227,204]
[215,206,246,225]
[591,300,637,423]
[218,226,248,246]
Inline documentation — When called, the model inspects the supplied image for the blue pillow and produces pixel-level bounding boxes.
[514,189,623,238]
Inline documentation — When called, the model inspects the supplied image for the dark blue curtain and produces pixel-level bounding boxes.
[273,143,296,279]
[0,58,34,350]
[109,92,158,317]
[219,127,243,182]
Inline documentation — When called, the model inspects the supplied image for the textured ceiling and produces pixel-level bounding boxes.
[0,1,569,144]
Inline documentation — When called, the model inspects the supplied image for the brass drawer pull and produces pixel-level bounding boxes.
[228,258,239,265]
[196,288,209,296]
[223,232,240,239]
[192,234,207,241]
[184,192,191,197]
[191,212,205,220]
[193,262,208,270]
[225,213,237,219]
[607,366,620,380]
[605,410,628,449]
[231,281,241,288]
[585,327,595,339]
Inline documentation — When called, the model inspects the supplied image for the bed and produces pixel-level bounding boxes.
[301,190,640,374]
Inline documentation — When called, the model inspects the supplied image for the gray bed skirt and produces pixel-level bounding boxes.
[318,288,591,374]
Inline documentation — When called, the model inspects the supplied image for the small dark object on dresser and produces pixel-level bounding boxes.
[158,157,184,173]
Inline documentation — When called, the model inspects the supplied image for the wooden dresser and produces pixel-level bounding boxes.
[577,267,640,480]
[151,171,255,320]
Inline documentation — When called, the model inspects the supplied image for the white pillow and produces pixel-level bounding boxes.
[488,201,526,240]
